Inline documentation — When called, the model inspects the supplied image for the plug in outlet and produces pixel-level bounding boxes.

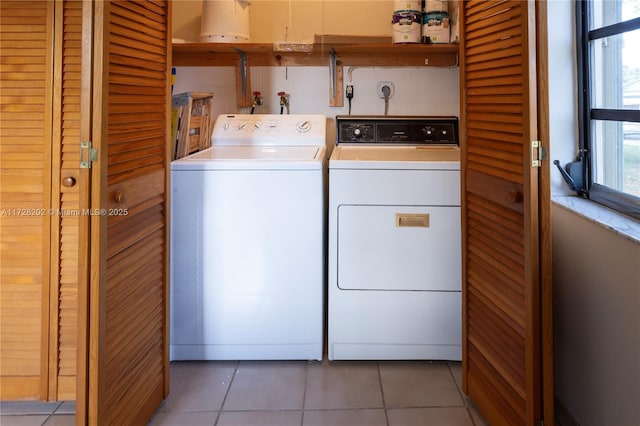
[377,81,394,98]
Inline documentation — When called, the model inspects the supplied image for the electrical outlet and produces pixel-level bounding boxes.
[377,81,394,98]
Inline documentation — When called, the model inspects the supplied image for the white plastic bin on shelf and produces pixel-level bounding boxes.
[200,0,250,43]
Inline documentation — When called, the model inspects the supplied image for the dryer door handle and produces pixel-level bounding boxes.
[395,213,430,228]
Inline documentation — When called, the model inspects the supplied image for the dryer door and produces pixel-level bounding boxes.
[337,205,461,291]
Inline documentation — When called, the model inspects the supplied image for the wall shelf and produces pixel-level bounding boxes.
[172,42,459,67]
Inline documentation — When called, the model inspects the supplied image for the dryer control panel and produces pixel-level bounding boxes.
[336,116,458,145]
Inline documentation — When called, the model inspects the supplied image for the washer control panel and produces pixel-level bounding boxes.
[337,116,458,145]
[212,114,326,146]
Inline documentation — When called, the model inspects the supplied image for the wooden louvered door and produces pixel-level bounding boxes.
[77,0,171,424]
[460,1,553,425]
[48,0,83,401]
[0,0,53,400]
[1,0,83,401]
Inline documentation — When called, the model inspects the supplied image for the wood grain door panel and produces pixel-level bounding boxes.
[460,1,551,425]
[0,0,53,400]
[77,1,170,424]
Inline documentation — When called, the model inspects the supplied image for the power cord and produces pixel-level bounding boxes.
[381,85,391,116]
[346,84,354,115]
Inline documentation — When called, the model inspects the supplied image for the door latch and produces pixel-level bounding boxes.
[80,141,97,168]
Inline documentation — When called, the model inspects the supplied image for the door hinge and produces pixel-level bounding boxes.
[531,140,546,168]
[80,141,97,168]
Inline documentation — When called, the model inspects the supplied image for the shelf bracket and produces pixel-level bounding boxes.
[235,50,252,108]
[328,49,343,107]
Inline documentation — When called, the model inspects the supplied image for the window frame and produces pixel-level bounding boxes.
[576,0,640,220]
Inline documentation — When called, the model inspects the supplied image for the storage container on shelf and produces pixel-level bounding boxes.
[422,11,450,44]
[200,0,250,43]
[392,10,423,44]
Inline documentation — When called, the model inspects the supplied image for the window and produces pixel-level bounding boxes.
[576,0,640,219]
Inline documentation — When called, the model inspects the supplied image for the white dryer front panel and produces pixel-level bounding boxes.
[337,204,461,291]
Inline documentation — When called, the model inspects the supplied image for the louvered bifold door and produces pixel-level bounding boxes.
[460,1,543,425]
[0,0,53,400]
[48,0,83,401]
[78,0,170,424]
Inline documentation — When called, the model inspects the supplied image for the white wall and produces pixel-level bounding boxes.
[172,66,460,117]
[547,0,579,197]
[547,2,640,425]
[552,206,640,426]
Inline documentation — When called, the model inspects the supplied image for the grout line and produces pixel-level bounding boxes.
[376,361,390,426]
[219,409,303,413]
[213,360,239,426]
[303,407,388,412]
[447,361,466,403]
[300,361,310,426]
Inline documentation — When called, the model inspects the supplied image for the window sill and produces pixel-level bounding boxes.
[552,195,640,246]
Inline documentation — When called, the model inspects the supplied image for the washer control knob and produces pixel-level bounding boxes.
[353,128,362,137]
[297,120,311,133]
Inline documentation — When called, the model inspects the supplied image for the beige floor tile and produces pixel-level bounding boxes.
[387,407,474,426]
[304,361,384,410]
[0,416,50,426]
[160,361,236,412]
[379,361,464,408]
[302,409,387,426]
[42,414,75,426]
[217,410,302,426]
[223,361,306,411]
[148,411,217,426]
[0,402,60,415]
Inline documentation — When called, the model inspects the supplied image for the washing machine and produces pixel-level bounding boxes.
[328,115,462,361]
[170,114,326,361]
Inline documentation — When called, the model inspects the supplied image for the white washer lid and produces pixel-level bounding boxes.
[329,146,460,170]
[171,146,325,170]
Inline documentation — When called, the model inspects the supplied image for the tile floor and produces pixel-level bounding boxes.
[0,360,488,426]
[0,400,75,426]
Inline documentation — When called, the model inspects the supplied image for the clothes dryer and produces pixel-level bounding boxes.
[328,115,461,360]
